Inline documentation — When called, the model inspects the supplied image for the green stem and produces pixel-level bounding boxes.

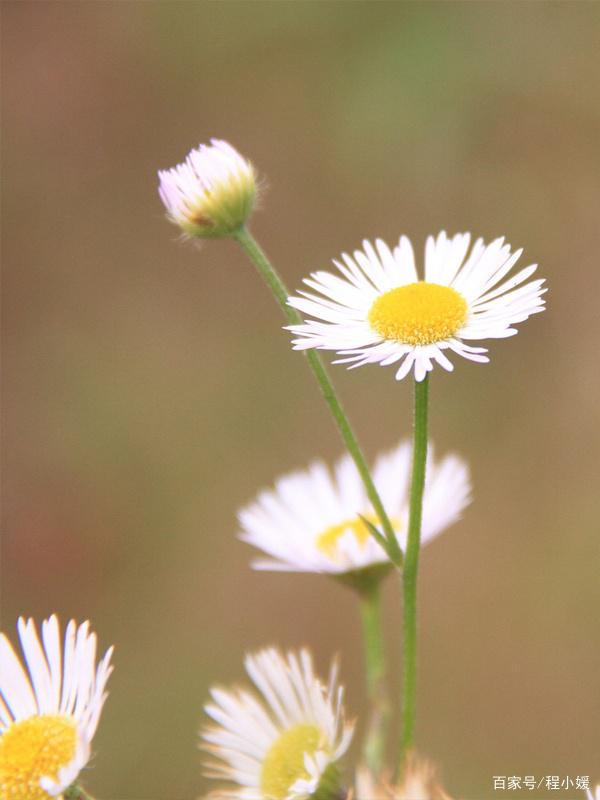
[359,582,390,773]
[233,227,403,568]
[400,375,429,768]
[64,785,97,800]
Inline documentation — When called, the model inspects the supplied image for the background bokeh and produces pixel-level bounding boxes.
[2,2,599,798]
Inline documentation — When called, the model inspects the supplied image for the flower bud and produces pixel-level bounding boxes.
[158,139,257,239]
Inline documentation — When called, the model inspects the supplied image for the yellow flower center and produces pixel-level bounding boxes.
[316,514,400,557]
[260,724,322,800]
[0,715,77,800]
[368,282,468,345]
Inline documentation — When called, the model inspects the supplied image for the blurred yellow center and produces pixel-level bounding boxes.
[316,514,399,556]
[368,283,468,345]
[260,724,321,800]
[0,715,77,800]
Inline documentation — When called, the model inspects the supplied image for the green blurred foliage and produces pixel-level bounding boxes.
[2,2,599,798]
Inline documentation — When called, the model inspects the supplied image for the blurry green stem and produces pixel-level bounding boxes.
[65,785,96,800]
[359,582,389,773]
[233,226,402,568]
[400,375,429,770]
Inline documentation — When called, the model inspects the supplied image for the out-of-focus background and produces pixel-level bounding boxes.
[3,2,599,798]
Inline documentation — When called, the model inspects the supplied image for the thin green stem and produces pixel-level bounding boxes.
[400,375,429,769]
[64,785,97,800]
[233,227,403,568]
[359,583,390,773]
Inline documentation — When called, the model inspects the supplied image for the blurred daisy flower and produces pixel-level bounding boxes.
[238,441,470,579]
[288,232,546,382]
[202,648,354,800]
[158,139,257,238]
[354,766,388,800]
[0,615,113,799]
[586,786,600,800]
[355,754,452,800]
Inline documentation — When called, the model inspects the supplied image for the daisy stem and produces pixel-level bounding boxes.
[359,581,389,773]
[400,375,429,769]
[233,226,403,568]
[64,785,97,800]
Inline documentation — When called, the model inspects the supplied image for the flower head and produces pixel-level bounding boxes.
[355,754,452,800]
[0,615,113,799]
[202,648,354,800]
[287,232,546,382]
[238,441,470,578]
[158,139,257,238]
[354,766,389,800]
[586,786,600,800]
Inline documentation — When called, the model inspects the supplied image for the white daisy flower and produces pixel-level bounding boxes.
[287,232,546,382]
[158,139,257,239]
[238,441,471,577]
[202,648,354,800]
[0,615,113,799]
